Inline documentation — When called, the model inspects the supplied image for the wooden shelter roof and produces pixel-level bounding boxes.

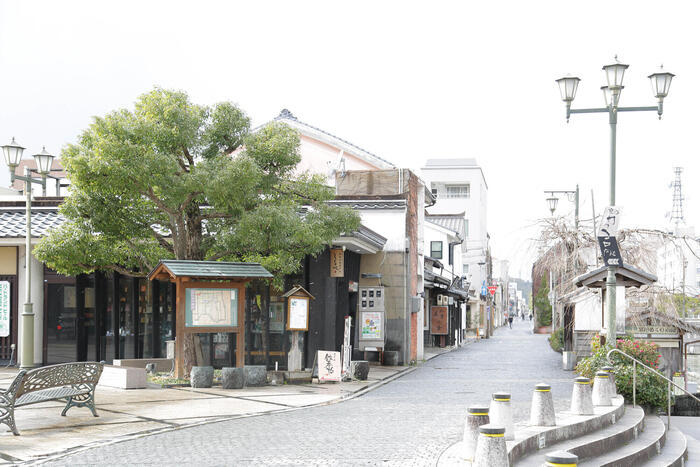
[574,264,657,289]
[147,260,273,282]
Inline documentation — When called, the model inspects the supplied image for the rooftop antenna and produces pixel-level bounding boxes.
[670,166,685,228]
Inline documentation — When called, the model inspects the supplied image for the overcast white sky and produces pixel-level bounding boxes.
[1,0,698,280]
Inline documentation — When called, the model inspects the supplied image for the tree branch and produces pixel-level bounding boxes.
[180,191,202,212]
[197,212,234,222]
[144,188,178,216]
[183,146,194,167]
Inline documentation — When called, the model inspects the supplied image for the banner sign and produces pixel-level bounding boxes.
[330,248,344,277]
[317,350,341,382]
[430,306,448,335]
[0,281,9,338]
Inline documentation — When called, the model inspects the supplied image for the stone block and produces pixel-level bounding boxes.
[190,366,214,388]
[98,365,147,389]
[114,358,174,373]
[268,370,284,386]
[221,367,244,389]
[383,350,400,366]
[245,365,267,386]
[351,360,370,380]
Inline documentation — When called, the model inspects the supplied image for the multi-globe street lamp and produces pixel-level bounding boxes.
[555,58,674,342]
[1,138,55,369]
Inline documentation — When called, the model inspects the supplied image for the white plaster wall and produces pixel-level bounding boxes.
[574,293,603,331]
[357,209,406,252]
[17,245,44,365]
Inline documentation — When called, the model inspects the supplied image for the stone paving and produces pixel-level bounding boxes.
[44,319,574,466]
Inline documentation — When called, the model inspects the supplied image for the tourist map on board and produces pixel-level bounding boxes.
[186,288,238,327]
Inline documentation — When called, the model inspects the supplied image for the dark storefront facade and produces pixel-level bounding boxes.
[42,246,371,371]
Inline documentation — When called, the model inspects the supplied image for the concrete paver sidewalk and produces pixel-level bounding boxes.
[0,347,458,464]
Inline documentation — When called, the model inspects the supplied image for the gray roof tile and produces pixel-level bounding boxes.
[0,209,65,237]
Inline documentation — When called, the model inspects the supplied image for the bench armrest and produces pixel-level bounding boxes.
[1,369,28,404]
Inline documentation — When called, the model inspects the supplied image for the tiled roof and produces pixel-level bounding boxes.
[328,199,406,210]
[0,209,65,237]
[267,109,396,169]
[148,260,273,280]
[426,214,465,239]
[338,224,387,249]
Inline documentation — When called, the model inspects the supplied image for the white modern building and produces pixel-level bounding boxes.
[421,158,489,296]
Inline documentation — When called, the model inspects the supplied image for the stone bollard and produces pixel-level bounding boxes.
[530,383,556,426]
[601,365,617,395]
[592,371,612,406]
[473,424,508,467]
[221,367,245,389]
[350,361,370,380]
[489,392,514,440]
[190,366,214,388]
[570,376,594,415]
[462,405,490,461]
[383,351,399,366]
[244,366,267,387]
[545,450,578,466]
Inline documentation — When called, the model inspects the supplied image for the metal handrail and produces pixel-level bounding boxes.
[607,348,700,429]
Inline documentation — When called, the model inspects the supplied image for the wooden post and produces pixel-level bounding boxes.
[237,284,245,368]
[174,276,186,379]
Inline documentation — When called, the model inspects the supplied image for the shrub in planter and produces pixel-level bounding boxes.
[575,334,669,409]
[549,327,564,353]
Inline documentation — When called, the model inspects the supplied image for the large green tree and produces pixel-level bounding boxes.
[35,88,360,283]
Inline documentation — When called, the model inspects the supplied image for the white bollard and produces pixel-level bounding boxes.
[489,392,514,440]
[473,424,508,467]
[592,371,612,406]
[601,365,617,396]
[462,405,490,461]
[570,376,594,415]
[530,383,556,426]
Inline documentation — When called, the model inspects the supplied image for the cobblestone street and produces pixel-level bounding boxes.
[48,319,572,466]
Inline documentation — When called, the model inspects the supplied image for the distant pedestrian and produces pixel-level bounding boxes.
[508,315,513,328]
[529,312,533,321]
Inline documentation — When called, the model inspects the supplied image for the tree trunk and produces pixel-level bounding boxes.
[180,202,204,378]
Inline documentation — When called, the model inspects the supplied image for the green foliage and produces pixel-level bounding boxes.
[575,334,668,409]
[549,327,564,352]
[34,88,360,287]
[534,273,552,327]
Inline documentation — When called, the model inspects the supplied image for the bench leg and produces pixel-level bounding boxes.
[62,391,99,418]
[0,406,20,436]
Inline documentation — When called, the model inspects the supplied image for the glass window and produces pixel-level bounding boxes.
[431,241,443,259]
[464,219,469,237]
[159,281,175,358]
[445,184,470,198]
[138,279,153,358]
[118,277,135,359]
[463,264,469,275]
[46,283,78,364]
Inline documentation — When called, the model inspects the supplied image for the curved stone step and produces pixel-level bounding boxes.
[685,435,700,466]
[579,415,666,466]
[637,426,687,467]
[515,406,645,466]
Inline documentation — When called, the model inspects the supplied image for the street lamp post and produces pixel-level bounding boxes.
[1,138,55,369]
[544,185,579,229]
[556,58,674,342]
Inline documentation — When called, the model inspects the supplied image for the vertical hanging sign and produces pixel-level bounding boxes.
[0,281,10,338]
[330,248,344,277]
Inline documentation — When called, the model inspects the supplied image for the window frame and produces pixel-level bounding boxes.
[430,241,443,259]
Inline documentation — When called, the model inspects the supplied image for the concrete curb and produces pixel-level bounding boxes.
[25,345,464,465]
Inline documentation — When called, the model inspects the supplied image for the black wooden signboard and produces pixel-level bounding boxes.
[598,236,623,267]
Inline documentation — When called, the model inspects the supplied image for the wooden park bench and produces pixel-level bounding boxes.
[0,361,104,435]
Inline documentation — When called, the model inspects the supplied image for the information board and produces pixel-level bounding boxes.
[430,306,448,335]
[185,288,238,327]
[0,281,9,338]
[360,311,383,340]
[288,296,309,330]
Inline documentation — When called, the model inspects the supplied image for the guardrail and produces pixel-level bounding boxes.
[607,348,700,428]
